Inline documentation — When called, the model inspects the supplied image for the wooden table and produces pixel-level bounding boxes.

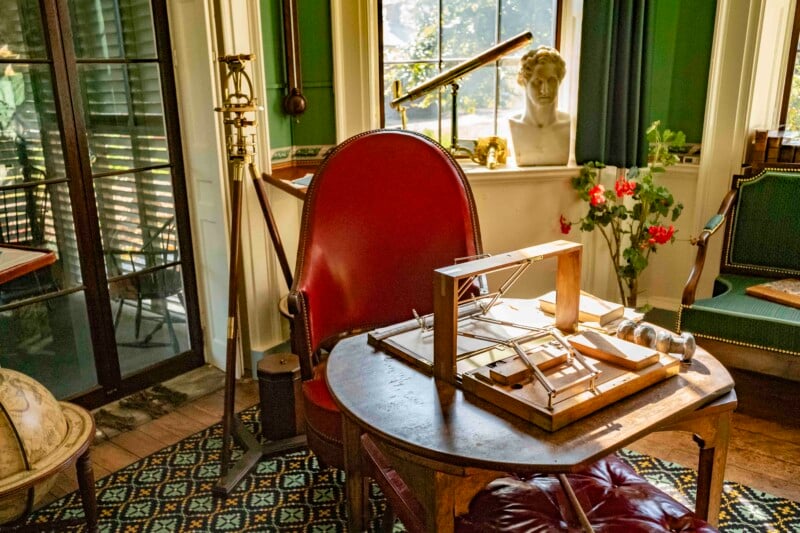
[0,244,56,285]
[326,332,736,532]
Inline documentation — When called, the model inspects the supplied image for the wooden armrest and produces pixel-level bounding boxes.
[681,189,738,306]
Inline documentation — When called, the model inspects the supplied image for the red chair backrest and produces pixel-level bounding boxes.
[290,130,482,365]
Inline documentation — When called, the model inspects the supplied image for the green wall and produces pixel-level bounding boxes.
[647,0,716,144]
[260,0,336,152]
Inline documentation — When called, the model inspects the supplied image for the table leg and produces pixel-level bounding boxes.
[342,415,366,531]
[76,448,98,533]
[693,410,731,526]
[653,392,736,527]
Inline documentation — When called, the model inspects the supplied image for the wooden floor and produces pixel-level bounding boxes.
[44,378,800,511]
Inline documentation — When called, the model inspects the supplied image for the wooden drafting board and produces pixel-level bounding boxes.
[461,352,681,431]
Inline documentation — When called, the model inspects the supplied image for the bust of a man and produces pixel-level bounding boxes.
[509,46,570,166]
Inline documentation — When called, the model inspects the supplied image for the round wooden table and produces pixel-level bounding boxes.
[326,332,736,531]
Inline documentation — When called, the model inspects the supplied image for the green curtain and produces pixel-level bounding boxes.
[575,0,654,168]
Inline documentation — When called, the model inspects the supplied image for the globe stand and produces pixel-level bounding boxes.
[212,54,305,497]
[0,370,97,532]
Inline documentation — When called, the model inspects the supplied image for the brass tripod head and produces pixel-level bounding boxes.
[215,54,259,165]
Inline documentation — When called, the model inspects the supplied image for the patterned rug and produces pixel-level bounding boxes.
[22,406,800,532]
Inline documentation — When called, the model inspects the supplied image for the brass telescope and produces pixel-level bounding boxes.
[391,31,532,108]
[390,31,532,160]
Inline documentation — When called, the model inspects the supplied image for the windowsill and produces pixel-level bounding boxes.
[459,159,581,184]
[458,160,701,184]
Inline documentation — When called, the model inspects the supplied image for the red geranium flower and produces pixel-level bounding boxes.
[614,176,636,197]
[559,215,572,235]
[647,224,675,245]
[589,184,606,206]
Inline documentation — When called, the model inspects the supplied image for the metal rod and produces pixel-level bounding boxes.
[558,474,595,532]
[391,31,532,107]
[480,261,531,313]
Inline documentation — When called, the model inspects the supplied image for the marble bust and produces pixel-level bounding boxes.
[509,46,570,166]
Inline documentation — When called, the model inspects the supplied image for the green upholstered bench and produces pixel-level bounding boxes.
[678,166,800,382]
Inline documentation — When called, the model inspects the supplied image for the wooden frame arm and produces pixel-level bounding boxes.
[681,189,738,306]
[360,433,427,533]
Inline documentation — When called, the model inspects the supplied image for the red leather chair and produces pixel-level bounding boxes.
[287,129,483,469]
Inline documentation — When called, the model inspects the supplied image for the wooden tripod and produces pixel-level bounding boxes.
[213,54,305,497]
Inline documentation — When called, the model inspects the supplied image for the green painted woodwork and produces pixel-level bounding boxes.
[291,87,336,147]
[260,0,336,152]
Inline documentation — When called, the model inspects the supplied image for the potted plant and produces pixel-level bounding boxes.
[560,121,685,308]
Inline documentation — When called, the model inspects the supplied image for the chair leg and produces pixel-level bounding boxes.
[114,298,125,330]
[163,304,179,352]
[134,298,143,339]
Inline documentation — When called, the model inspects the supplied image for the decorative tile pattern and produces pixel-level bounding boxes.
[25,407,800,532]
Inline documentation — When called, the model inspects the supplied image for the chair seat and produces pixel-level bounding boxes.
[679,274,800,355]
[456,455,718,532]
[301,376,342,466]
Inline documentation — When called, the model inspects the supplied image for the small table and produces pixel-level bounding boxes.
[327,332,736,531]
[0,244,56,285]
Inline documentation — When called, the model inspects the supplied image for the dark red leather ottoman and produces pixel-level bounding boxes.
[456,455,719,532]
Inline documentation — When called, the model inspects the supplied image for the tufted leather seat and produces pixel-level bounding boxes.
[456,455,718,532]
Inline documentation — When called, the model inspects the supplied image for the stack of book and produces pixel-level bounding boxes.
[537,290,643,333]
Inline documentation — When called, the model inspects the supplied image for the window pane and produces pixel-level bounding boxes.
[0,63,65,167]
[0,2,47,59]
[69,0,157,60]
[78,63,168,174]
[442,0,496,59]
[454,65,497,140]
[95,170,177,268]
[0,292,98,399]
[0,63,81,295]
[109,261,188,376]
[382,0,439,62]
[502,0,557,45]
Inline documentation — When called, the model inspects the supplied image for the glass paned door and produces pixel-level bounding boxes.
[0,1,98,398]
[0,0,202,406]
[67,0,201,383]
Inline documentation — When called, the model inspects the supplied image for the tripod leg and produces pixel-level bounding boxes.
[218,158,245,486]
[250,164,294,290]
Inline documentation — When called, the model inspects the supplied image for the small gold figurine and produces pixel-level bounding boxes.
[471,136,508,169]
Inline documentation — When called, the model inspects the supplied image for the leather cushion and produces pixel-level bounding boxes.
[301,376,341,442]
[456,455,718,532]
[679,274,800,355]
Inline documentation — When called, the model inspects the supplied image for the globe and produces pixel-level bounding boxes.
[0,368,94,524]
